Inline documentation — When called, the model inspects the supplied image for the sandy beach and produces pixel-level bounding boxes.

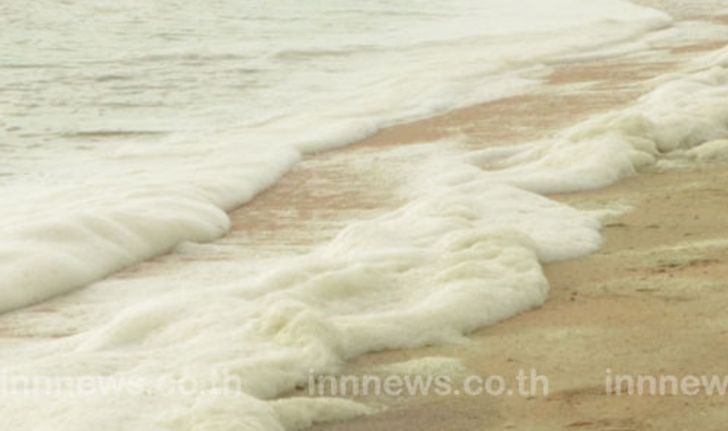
[2,2,727,430]
[227,11,728,431]
[300,163,728,431]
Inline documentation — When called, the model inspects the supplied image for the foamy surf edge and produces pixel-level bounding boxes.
[0,2,674,314]
[1,46,726,430]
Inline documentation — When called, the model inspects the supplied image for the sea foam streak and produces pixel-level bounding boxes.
[463,50,728,194]
[1,46,727,429]
[0,145,300,312]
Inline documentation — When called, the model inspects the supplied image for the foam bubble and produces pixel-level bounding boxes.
[462,51,728,194]
[688,139,728,160]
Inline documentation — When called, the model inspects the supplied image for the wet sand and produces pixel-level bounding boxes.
[4,6,725,431]
[280,17,728,431]
[305,163,728,431]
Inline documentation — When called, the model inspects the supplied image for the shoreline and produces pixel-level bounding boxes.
[279,16,728,431]
[1,6,726,431]
[305,162,728,431]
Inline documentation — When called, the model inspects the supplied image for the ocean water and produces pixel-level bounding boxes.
[1,0,671,311]
[2,1,728,429]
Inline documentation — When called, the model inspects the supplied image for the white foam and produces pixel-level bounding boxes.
[0,144,300,313]
[550,20,728,63]
[687,139,728,160]
[0,127,613,429]
[0,0,674,314]
[463,49,728,194]
[2,2,726,430]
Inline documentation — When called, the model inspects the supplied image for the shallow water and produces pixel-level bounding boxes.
[0,0,672,313]
[2,1,727,429]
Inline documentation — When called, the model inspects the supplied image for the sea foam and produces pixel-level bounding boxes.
[1,3,727,430]
[2,52,727,428]
[0,145,300,313]
[0,0,669,313]
[463,51,728,194]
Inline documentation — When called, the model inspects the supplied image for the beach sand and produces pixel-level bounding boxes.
[303,163,728,431]
[251,16,728,431]
[11,7,725,431]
